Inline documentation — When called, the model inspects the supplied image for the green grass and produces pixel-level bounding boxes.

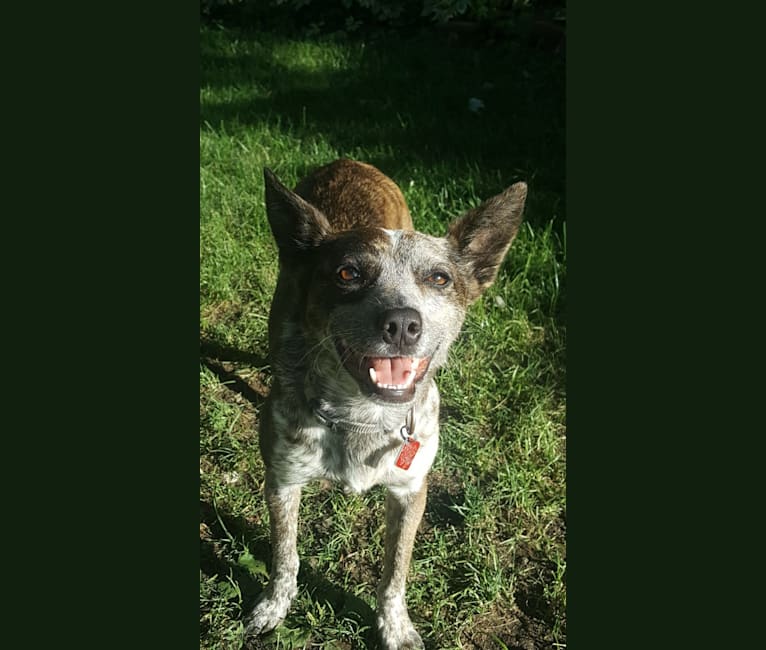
[200,22,565,650]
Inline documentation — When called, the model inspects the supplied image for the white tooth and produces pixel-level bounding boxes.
[369,367,377,383]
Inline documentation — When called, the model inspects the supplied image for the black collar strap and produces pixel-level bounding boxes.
[310,398,414,438]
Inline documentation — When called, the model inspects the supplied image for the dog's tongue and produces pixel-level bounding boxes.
[369,357,417,387]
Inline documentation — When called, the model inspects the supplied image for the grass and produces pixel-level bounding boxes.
[200,21,565,650]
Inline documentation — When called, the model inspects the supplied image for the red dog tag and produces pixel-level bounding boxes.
[395,438,420,470]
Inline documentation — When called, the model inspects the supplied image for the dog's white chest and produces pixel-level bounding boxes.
[269,414,437,494]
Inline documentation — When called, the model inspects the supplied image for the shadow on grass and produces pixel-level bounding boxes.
[201,338,268,369]
[200,499,379,649]
[200,337,270,415]
[200,26,565,227]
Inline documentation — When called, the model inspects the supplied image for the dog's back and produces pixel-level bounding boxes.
[294,159,413,232]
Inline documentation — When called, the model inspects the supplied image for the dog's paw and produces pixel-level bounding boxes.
[244,589,293,637]
[379,628,425,650]
[377,605,425,650]
[378,624,425,650]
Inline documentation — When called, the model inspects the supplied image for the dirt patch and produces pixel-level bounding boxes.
[461,599,559,650]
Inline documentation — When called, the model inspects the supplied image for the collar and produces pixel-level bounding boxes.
[309,398,414,440]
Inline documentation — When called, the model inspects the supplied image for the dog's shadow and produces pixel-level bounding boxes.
[200,499,379,649]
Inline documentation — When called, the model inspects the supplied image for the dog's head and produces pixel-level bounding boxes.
[264,168,527,404]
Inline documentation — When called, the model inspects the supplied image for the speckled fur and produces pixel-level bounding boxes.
[245,160,527,649]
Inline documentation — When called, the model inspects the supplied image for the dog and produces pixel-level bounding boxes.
[245,159,527,649]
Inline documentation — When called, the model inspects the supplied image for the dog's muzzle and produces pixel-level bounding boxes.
[335,339,432,403]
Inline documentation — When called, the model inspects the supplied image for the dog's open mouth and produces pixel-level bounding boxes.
[336,340,432,402]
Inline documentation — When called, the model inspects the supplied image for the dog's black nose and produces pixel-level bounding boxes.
[380,308,422,348]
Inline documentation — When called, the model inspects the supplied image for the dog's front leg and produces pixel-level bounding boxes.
[377,480,428,650]
[245,476,302,637]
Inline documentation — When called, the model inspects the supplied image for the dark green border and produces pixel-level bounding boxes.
[567,5,664,643]
[21,4,203,645]
[565,2,753,645]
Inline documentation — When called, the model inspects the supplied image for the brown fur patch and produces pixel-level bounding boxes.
[294,159,413,232]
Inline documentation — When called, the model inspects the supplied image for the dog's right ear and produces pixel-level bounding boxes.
[263,168,331,254]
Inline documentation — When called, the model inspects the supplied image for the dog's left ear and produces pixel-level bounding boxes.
[447,182,527,303]
[263,168,332,255]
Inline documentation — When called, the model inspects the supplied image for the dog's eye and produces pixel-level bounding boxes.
[338,265,362,283]
[425,271,451,287]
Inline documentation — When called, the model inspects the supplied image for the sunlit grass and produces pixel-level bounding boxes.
[200,22,565,650]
